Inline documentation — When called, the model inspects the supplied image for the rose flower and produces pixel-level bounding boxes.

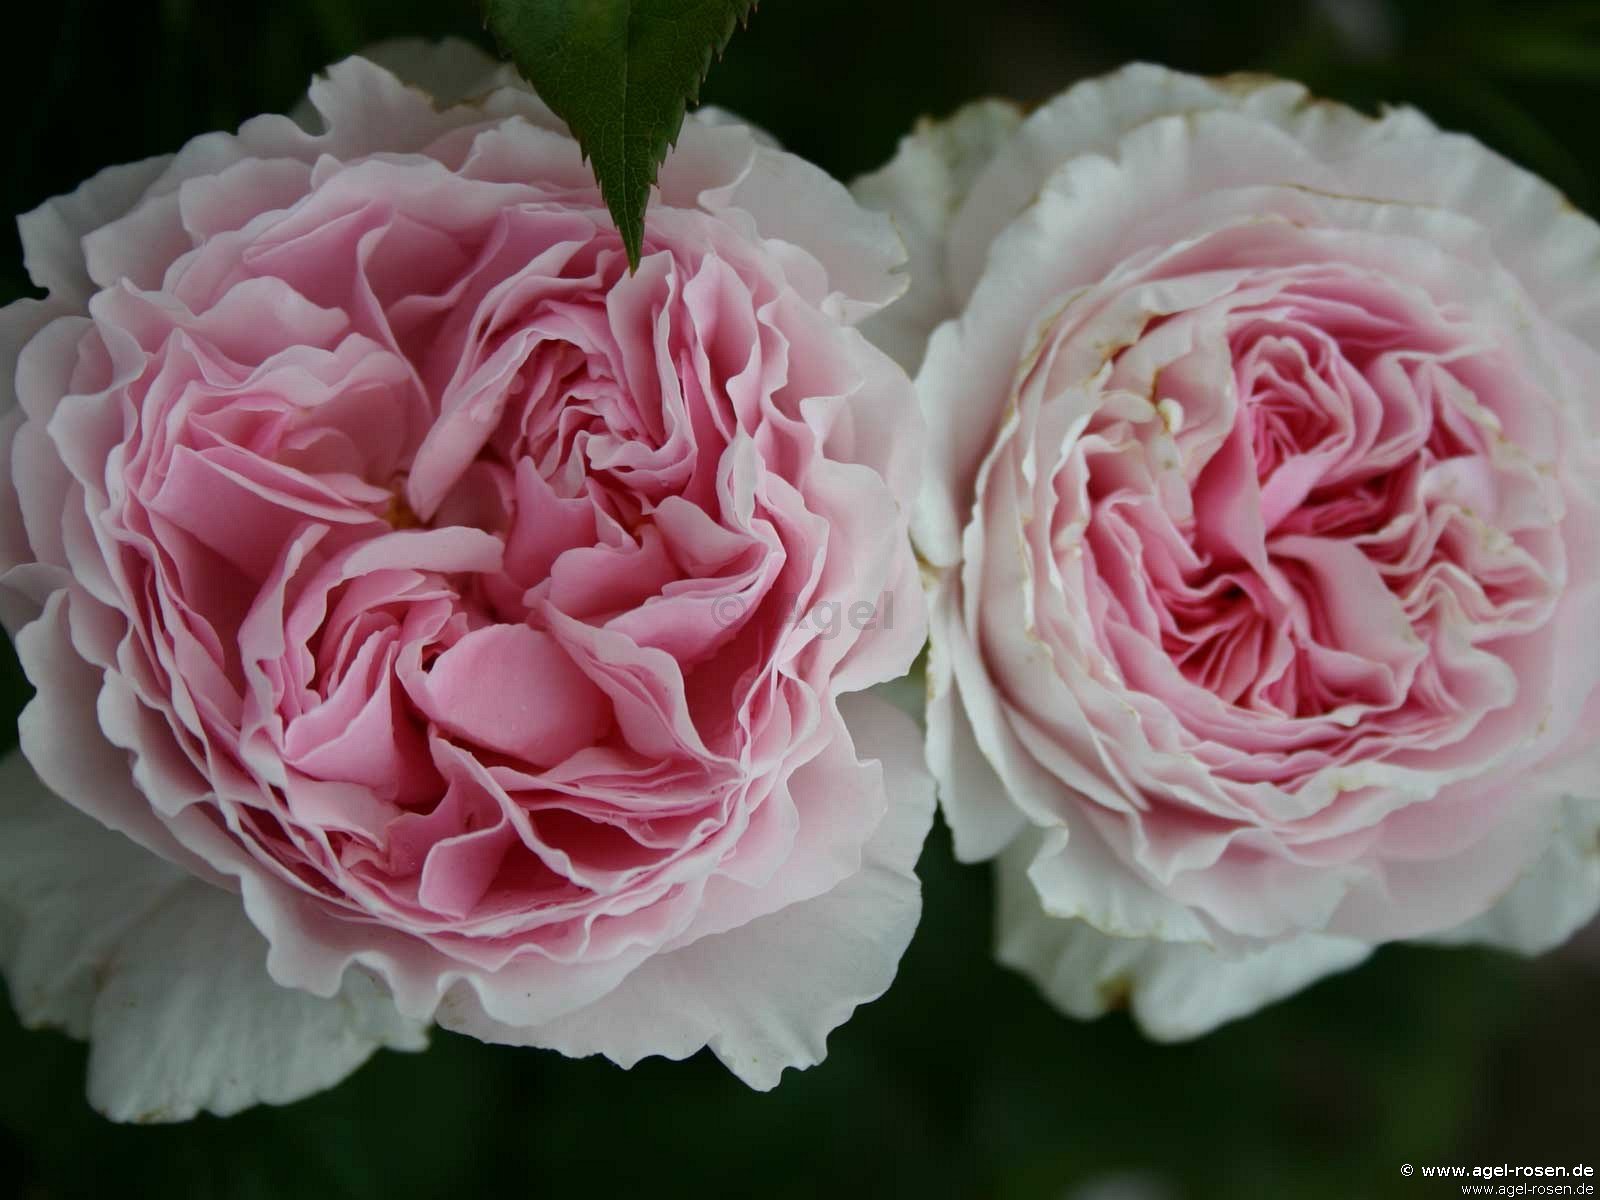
[0,41,932,1118]
[856,64,1600,1035]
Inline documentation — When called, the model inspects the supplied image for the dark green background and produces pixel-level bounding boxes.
[4,2,1598,1196]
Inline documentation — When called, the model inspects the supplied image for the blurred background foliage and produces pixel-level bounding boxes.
[3,0,1599,1196]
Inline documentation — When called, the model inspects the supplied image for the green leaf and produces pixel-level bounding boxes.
[484,0,757,269]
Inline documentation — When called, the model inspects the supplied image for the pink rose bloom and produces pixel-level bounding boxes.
[0,40,932,1119]
[855,64,1600,1036]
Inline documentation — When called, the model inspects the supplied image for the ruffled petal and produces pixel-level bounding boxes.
[0,751,425,1122]
[851,98,1023,372]
[522,691,934,1087]
[17,155,173,303]
[997,832,1370,1039]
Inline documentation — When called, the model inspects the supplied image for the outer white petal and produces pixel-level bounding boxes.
[996,832,1370,1039]
[851,99,1023,373]
[1426,793,1600,956]
[944,60,1600,357]
[86,879,425,1123]
[689,105,781,149]
[289,38,538,132]
[522,691,936,1089]
[0,395,53,635]
[0,750,181,1037]
[340,38,520,109]
[946,63,1248,300]
[924,575,1026,860]
[16,155,172,304]
[698,142,910,325]
[1024,825,1212,948]
[0,751,426,1122]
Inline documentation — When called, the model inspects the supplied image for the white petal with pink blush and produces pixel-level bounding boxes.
[0,38,931,1116]
[854,63,1600,1035]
